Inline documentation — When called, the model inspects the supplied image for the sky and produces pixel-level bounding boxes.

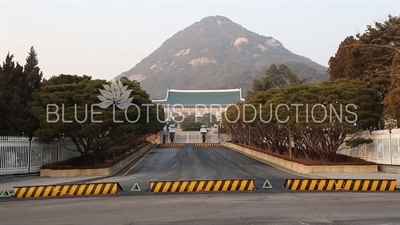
[1,0,399,81]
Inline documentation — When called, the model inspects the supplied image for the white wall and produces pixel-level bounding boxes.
[339,128,400,165]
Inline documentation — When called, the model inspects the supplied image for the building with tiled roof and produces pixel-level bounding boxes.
[152,88,245,120]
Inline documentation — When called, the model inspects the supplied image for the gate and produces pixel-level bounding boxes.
[0,136,80,175]
[157,132,219,143]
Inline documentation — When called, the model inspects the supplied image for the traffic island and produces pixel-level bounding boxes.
[40,144,154,177]
[222,142,378,174]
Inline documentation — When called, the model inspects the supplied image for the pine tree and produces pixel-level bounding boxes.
[0,47,43,136]
[23,46,43,137]
[265,64,287,88]
[246,64,302,98]
[328,15,400,129]
[24,46,43,93]
[0,53,28,135]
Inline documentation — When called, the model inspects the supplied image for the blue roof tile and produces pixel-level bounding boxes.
[152,89,244,105]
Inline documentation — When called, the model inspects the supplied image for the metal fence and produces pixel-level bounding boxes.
[339,128,400,165]
[157,132,220,143]
[0,136,80,175]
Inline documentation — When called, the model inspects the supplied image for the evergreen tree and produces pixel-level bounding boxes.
[0,47,43,136]
[328,15,400,129]
[224,79,381,163]
[24,47,43,137]
[31,75,164,166]
[24,46,43,93]
[265,64,287,88]
[328,36,364,80]
[0,54,27,135]
[246,64,302,98]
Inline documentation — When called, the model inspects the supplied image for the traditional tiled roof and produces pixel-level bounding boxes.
[152,89,245,105]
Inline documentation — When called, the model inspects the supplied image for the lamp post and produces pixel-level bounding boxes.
[389,128,392,165]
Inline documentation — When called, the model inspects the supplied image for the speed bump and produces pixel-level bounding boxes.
[194,143,221,147]
[284,179,397,191]
[150,179,255,193]
[158,143,185,147]
[13,182,123,198]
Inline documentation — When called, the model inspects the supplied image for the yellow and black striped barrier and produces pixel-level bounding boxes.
[284,179,397,191]
[13,182,123,198]
[194,143,221,147]
[150,179,255,193]
[158,143,185,147]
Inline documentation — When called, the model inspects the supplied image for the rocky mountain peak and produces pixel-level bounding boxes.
[116,16,328,99]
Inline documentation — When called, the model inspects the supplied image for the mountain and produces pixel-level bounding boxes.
[115,15,329,99]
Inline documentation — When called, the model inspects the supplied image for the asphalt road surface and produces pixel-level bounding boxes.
[95,144,303,193]
[1,192,399,225]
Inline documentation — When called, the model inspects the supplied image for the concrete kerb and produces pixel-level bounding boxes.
[2,144,156,195]
[221,144,317,179]
[56,144,156,186]
[222,143,400,189]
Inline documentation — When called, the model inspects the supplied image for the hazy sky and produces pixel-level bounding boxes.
[1,0,399,81]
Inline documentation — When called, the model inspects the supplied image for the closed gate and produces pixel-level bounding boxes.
[158,132,219,143]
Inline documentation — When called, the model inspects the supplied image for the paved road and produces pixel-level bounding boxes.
[1,192,399,225]
[94,144,303,193]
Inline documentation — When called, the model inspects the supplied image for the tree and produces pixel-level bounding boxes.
[328,36,364,80]
[384,79,400,128]
[285,79,380,162]
[0,53,30,136]
[24,47,43,93]
[329,15,399,80]
[24,47,43,136]
[265,64,287,88]
[328,15,400,129]
[0,47,43,136]
[31,75,163,166]
[201,113,218,127]
[246,64,302,98]
[223,79,380,163]
[278,64,303,85]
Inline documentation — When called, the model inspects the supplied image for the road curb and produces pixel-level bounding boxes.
[3,144,157,195]
[222,144,400,189]
[221,144,315,178]
[57,144,156,185]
